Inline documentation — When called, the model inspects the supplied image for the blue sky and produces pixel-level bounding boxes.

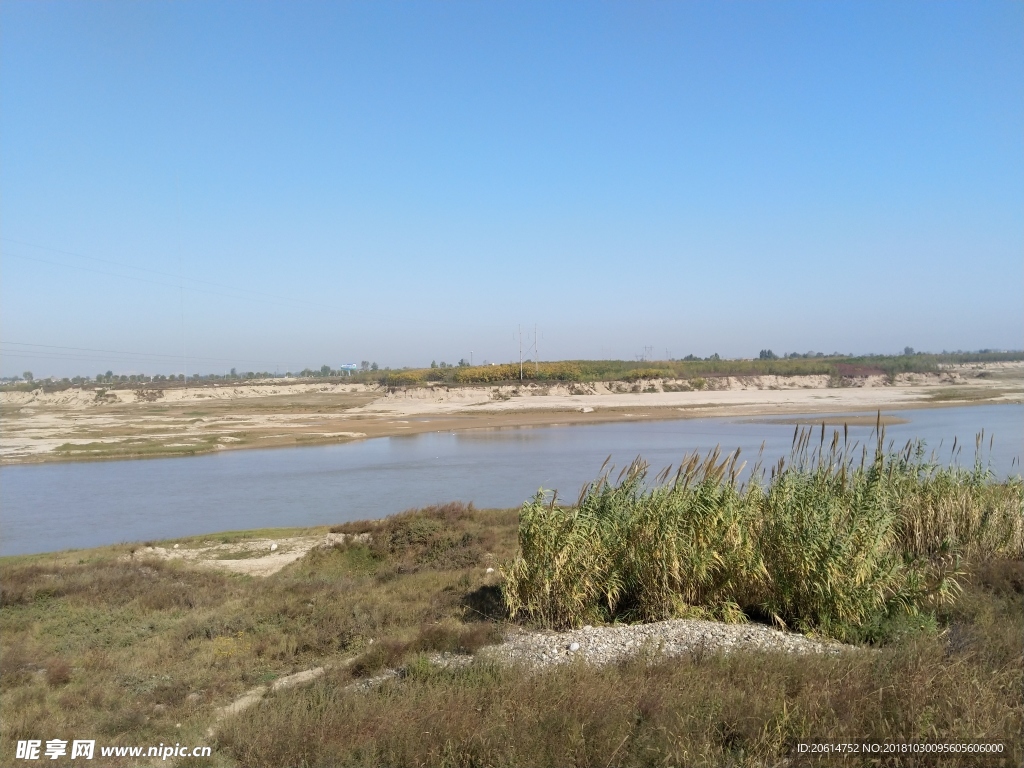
[2,1,1021,377]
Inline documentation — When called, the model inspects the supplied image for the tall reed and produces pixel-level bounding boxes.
[502,423,1023,640]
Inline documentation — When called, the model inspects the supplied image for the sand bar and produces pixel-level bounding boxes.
[2,362,1021,465]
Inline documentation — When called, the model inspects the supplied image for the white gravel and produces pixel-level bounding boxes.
[477,618,847,669]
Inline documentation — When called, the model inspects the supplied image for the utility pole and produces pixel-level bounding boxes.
[470,351,473,366]
[534,324,539,376]
[519,325,523,381]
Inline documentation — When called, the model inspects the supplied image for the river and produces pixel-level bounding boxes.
[1,404,1020,556]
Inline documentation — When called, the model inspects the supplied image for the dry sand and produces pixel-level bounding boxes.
[127,531,364,577]
[2,362,1021,465]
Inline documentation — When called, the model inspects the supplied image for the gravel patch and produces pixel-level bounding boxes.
[349,620,851,694]
[478,618,847,669]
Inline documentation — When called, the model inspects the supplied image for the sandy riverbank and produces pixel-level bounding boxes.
[2,362,1021,465]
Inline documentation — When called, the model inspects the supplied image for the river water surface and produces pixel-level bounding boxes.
[2,404,1020,556]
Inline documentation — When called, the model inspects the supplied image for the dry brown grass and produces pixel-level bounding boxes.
[2,501,1020,767]
[220,564,1022,767]
[0,504,517,766]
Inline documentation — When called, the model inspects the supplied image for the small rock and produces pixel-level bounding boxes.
[173,544,180,550]
[568,642,580,652]
[269,543,278,552]
[485,567,495,574]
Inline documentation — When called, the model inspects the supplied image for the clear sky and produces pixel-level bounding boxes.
[2,1,1022,377]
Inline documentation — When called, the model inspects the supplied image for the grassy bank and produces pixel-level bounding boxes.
[0,507,518,767]
[1,447,1021,766]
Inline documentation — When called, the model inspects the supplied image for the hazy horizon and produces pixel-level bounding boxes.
[3,2,1022,378]
[4,347,1023,384]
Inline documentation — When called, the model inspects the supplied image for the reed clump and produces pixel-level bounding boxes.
[503,424,1023,641]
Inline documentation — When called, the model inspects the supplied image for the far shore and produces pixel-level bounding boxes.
[2,362,1021,466]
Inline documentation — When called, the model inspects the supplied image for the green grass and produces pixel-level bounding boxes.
[53,437,223,460]
[927,387,1012,403]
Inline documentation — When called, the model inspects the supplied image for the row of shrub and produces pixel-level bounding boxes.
[502,428,1023,642]
[451,362,583,383]
[366,351,1024,390]
[380,362,586,386]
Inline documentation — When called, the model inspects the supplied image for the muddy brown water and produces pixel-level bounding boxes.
[1,405,1020,556]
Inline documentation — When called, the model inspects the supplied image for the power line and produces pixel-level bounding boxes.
[0,341,298,368]
[2,238,336,311]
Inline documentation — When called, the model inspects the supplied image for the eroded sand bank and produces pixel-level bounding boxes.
[2,363,1021,465]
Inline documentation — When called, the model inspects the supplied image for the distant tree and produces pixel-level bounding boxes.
[709,353,721,361]
[904,346,915,356]
[360,361,370,371]
[683,354,697,361]
[370,362,378,371]
[758,349,777,360]
[177,374,184,381]
[23,371,33,381]
[430,360,438,368]
[230,367,237,377]
[321,365,331,376]
[458,358,469,367]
